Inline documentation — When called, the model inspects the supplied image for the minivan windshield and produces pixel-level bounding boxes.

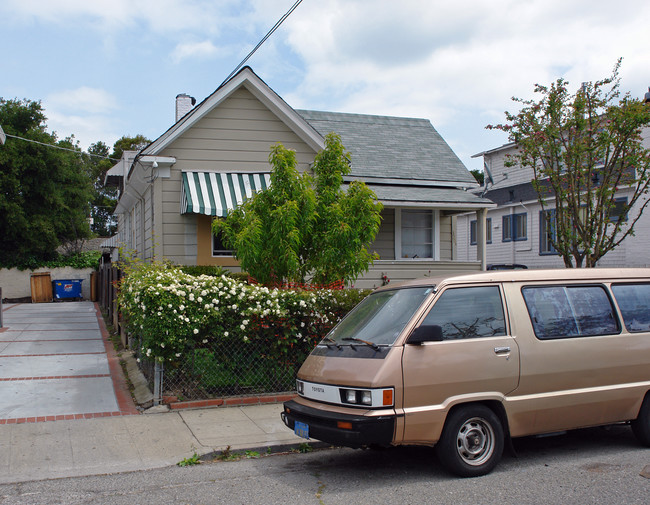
[323,286,434,346]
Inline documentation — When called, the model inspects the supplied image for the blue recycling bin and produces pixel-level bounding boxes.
[52,279,83,299]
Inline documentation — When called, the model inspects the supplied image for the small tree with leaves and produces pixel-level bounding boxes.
[214,133,383,285]
[489,60,650,267]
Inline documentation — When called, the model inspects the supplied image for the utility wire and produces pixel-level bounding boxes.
[3,133,119,161]
[219,0,304,87]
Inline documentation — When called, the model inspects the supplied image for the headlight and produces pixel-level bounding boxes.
[339,388,394,407]
[296,380,304,395]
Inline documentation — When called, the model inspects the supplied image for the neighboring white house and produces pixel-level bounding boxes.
[106,67,495,288]
[457,122,650,269]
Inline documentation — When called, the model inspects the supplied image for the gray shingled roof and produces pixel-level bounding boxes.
[297,110,477,185]
[368,184,495,208]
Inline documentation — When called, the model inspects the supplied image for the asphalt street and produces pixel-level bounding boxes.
[0,425,647,505]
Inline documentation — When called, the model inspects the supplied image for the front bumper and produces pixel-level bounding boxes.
[281,399,396,449]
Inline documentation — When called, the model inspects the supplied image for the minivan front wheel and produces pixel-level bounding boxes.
[436,405,504,477]
[631,395,650,446]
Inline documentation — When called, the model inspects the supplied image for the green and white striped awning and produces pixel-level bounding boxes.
[181,172,271,216]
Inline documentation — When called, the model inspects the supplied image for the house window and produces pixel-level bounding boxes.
[608,197,628,223]
[502,212,527,242]
[401,209,433,258]
[540,209,558,255]
[212,229,234,257]
[470,218,492,245]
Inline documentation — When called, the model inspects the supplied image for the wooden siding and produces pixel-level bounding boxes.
[143,185,153,260]
[354,260,481,289]
[152,85,319,265]
[439,215,453,260]
[485,146,535,190]
[371,208,395,260]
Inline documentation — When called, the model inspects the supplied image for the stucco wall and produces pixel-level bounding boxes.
[0,267,95,300]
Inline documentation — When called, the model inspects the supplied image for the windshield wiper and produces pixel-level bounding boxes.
[342,337,380,351]
[322,336,342,350]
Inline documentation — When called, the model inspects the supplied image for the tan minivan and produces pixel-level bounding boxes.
[281,268,650,476]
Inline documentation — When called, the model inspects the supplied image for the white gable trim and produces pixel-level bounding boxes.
[143,67,325,155]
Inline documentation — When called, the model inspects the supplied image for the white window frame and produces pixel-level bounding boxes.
[212,229,234,257]
[211,218,234,257]
[394,208,439,260]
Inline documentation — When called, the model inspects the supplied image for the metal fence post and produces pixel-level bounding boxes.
[153,361,164,406]
[0,287,3,328]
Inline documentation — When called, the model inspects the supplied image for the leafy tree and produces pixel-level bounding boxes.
[489,60,650,267]
[214,133,383,285]
[0,98,93,267]
[470,169,484,185]
[86,135,150,236]
[86,141,116,236]
[111,134,150,160]
[306,133,383,284]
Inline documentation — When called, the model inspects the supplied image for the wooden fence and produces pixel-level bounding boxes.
[98,263,122,334]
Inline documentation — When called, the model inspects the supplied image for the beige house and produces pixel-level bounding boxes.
[107,67,494,288]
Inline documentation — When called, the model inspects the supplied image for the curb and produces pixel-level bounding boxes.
[198,440,333,462]
[167,393,297,410]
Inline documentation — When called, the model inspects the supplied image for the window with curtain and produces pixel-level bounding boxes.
[401,209,433,258]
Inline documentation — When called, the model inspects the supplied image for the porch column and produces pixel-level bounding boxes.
[476,208,488,271]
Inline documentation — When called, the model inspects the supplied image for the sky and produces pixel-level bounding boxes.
[1,0,648,172]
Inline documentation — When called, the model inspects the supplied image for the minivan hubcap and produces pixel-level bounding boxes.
[456,417,495,465]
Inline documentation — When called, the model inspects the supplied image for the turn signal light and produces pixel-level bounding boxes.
[337,421,353,430]
[383,389,393,406]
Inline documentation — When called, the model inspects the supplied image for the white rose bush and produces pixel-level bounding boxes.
[118,261,370,397]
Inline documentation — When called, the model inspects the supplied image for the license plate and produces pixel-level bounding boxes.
[294,421,309,439]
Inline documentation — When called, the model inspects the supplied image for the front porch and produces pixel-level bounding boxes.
[354,260,482,289]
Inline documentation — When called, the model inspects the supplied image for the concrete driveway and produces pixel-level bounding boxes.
[0,301,138,422]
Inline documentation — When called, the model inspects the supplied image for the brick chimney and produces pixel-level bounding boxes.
[175,93,196,122]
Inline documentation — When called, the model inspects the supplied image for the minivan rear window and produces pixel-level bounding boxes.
[611,283,650,332]
[522,285,619,340]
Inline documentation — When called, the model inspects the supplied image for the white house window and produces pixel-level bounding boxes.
[470,218,492,245]
[401,209,433,258]
[539,209,558,255]
[608,197,628,223]
[503,212,527,242]
[212,229,234,257]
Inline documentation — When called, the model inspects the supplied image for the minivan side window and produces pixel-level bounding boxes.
[420,286,506,340]
[522,285,619,340]
[611,283,650,332]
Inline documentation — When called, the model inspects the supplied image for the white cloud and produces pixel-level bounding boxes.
[3,0,648,169]
[42,88,120,149]
[1,0,241,33]
[46,87,117,115]
[171,40,221,64]
[278,0,650,169]
[45,111,120,150]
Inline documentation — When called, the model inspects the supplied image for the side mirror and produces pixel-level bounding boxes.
[407,324,443,345]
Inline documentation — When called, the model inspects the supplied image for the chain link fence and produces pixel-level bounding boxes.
[133,329,315,403]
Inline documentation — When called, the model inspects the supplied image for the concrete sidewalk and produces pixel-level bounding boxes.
[0,403,306,484]
[0,301,306,484]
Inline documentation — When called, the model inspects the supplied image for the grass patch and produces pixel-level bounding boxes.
[177,453,201,467]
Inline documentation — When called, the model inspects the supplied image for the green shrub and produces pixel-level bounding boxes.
[178,265,229,277]
[118,261,371,365]
[0,250,101,271]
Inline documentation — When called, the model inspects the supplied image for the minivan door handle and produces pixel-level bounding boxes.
[494,346,511,355]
